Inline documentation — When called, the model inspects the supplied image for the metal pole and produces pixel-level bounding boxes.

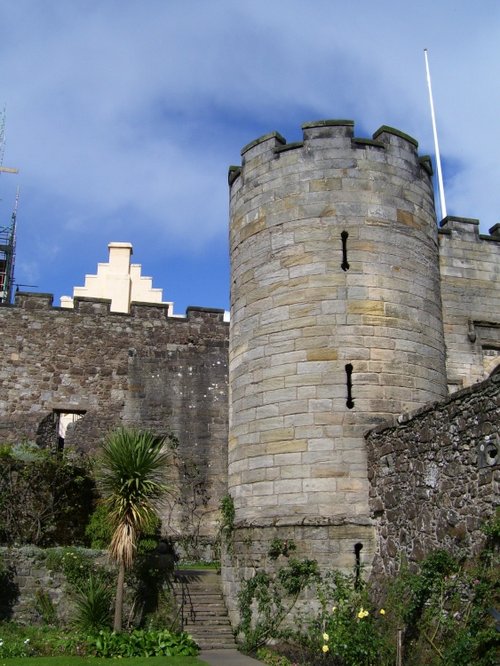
[397,628,403,666]
[424,48,447,221]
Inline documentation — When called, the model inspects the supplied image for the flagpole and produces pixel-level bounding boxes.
[424,48,447,220]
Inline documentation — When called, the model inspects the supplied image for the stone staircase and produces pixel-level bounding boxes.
[174,568,237,650]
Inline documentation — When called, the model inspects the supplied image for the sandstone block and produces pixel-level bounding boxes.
[267,439,307,454]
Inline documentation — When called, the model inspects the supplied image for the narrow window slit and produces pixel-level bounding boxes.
[341,230,350,271]
[354,542,363,589]
[345,363,354,409]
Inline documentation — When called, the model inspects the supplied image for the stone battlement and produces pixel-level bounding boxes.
[439,215,500,242]
[2,291,227,324]
[229,121,427,187]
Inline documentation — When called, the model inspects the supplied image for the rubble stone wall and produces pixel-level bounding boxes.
[0,547,102,624]
[367,373,500,579]
[0,294,229,540]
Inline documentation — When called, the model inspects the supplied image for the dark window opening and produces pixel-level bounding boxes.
[354,542,363,589]
[55,410,85,452]
[345,363,354,409]
[341,230,350,271]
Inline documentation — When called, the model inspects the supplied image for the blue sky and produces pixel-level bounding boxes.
[0,0,499,314]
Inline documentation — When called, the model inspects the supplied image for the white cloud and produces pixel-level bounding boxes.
[0,0,499,306]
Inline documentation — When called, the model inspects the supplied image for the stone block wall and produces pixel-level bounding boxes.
[228,121,447,530]
[0,547,158,627]
[223,119,453,625]
[0,547,100,624]
[221,522,375,627]
[0,294,229,541]
[366,374,499,579]
[439,218,500,390]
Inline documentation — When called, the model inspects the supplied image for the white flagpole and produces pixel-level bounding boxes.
[424,48,447,220]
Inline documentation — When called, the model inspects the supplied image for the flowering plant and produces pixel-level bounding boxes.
[0,636,34,658]
[293,570,390,665]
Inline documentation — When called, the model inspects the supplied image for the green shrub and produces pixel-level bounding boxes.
[46,548,95,589]
[84,503,113,549]
[86,628,198,657]
[395,549,500,666]
[0,634,35,658]
[254,543,499,666]
[86,500,163,553]
[0,623,197,658]
[0,623,76,658]
[0,444,95,546]
[34,588,58,626]
[45,547,113,591]
[219,494,235,537]
[72,575,112,632]
[291,569,391,666]
[256,646,294,665]
[238,558,319,652]
[268,538,296,560]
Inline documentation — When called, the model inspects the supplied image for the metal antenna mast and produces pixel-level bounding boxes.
[424,48,447,221]
[0,107,19,176]
[0,109,20,304]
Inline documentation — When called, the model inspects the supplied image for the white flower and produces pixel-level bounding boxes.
[24,638,30,644]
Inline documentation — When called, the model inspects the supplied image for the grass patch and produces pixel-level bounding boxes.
[0,657,206,666]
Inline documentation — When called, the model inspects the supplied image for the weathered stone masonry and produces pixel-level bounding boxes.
[222,120,499,624]
[0,293,229,538]
[439,217,500,390]
[367,373,500,578]
[0,118,499,628]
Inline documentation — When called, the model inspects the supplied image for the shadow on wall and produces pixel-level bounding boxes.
[0,561,19,620]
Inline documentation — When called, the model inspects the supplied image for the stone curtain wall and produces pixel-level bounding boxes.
[0,294,229,541]
[439,218,500,391]
[0,547,94,624]
[367,374,500,579]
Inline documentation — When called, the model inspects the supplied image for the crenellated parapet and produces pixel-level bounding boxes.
[229,120,432,194]
[0,285,229,544]
[438,217,500,391]
[439,215,500,243]
[5,291,227,324]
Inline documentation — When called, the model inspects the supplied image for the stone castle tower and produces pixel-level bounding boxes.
[0,118,497,629]
[224,120,451,597]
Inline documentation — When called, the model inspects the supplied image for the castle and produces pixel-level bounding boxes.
[0,120,498,623]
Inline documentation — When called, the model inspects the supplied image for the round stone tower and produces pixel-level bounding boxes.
[223,120,448,614]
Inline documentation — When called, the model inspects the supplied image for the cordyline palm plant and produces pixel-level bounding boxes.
[97,427,172,632]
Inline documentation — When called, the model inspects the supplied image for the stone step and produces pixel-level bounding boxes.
[174,568,237,650]
[196,639,236,650]
[178,586,224,593]
[183,599,226,605]
[184,611,229,620]
[183,623,233,638]
[183,616,230,624]
[180,601,227,608]
[174,578,224,588]
[179,593,226,602]
[183,616,230,625]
